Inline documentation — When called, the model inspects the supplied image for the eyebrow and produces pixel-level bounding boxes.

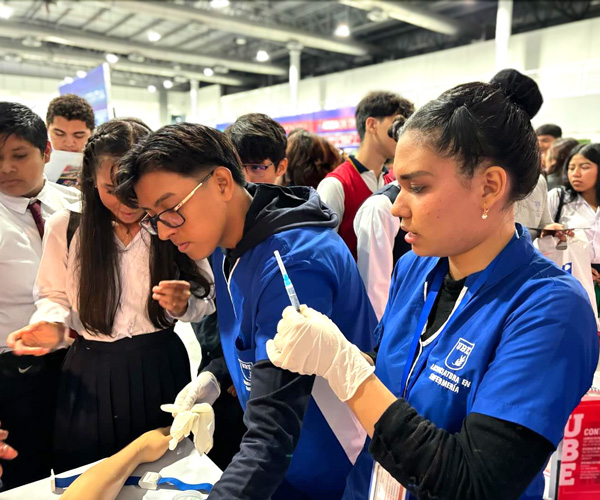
[399,170,434,180]
[11,146,28,152]
[151,192,175,208]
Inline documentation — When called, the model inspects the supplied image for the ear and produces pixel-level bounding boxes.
[276,158,288,177]
[212,166,235,202]
[43,140,52,164]
[480,166,509,211]
[364,116,378,136]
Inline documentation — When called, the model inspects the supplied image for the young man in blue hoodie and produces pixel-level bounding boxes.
[115,123,377,500]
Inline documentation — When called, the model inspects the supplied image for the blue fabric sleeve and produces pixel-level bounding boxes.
[471,279,599,446]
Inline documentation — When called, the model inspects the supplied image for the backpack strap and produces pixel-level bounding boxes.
[554,187,566,223]
[66,211,81,251]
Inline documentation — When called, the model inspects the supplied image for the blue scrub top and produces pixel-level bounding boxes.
[344,224,599,500]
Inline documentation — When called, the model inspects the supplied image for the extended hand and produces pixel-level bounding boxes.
[7,321,65,356]
[267,306,374,401]
[153,280,191,317]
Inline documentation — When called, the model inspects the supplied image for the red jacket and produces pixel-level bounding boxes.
[325,159,392,259]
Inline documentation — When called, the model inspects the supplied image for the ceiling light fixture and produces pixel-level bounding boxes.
[256,50,270,62]
[203,67,214,77]
[22,36,42,48]
[0,4,14,19]
[147,30,162,42]
[76,70,87,78]
[174,75,188,84]
[210,0,230,8]
[63,76,74,84]
[163,79,173,89]
[334,24,351,37]
[105,53,119,64]
[3,53,22,63]
[367,8,389,23]
[147,84,157,93]
[128,52,145,63]
[235,37,247,46]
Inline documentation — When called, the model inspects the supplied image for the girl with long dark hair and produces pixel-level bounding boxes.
[8,118,214,472]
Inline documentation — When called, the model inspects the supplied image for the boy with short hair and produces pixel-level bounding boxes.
[46,94,95,153]
[225,113,288,185]
[318,91,411,258]
[116,123,377,500]
[0,102,79,489]
[536,123,562,162]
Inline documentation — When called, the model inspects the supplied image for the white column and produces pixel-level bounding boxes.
[495,0,513,71]
[159,88,169,126]
[287,42,303,114]
[189,78,199,123]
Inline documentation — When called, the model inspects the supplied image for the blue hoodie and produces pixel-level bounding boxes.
[207,183,377,500]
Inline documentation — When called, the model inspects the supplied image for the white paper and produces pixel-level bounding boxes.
[45,150,83,186]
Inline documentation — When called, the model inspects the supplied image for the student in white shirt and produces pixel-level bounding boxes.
[354,114,413,320]
[8,118,215,474]
[547,143,600,279]
[316,92,414,259]
[0,102,80,490]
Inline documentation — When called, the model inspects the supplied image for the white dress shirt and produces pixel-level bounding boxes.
[548,187,600,263]
[514,175,552,239]
[31,208,215,341]
[317,158,388,232]
[0,179,80,349]
[354,181,400,320]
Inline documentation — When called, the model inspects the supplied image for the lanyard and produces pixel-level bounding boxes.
[399,257,498,399]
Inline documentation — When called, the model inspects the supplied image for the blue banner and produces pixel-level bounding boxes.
[59,63,112,126]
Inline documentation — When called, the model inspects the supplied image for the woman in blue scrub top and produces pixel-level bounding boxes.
[267,70,600,500]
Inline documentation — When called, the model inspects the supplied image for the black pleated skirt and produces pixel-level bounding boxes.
[53,328,191,473]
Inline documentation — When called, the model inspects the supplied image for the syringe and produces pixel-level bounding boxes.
[274,250,301,312]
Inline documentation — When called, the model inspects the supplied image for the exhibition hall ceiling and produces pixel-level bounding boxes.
[0,0,598,92]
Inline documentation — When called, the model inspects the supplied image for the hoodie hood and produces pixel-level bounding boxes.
[229,183,338,261]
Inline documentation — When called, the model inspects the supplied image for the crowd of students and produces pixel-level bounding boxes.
[0,67,598,500]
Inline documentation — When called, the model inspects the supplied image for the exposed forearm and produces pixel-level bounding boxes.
[60,437,144,500]
[346,373,397,436]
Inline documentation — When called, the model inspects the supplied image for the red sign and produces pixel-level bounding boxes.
[559,393,600,499]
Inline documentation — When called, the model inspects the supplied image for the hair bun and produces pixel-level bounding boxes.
[490,68,543,119]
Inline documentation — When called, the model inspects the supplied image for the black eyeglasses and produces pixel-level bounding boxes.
[242,160,279,178]
[139,170,214,235]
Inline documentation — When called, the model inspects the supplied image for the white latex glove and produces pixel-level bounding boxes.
[267,305,374,401]
[161,403,215,455]
[172,371,221,414]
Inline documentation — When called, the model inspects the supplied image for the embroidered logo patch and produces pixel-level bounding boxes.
[445,338,475,371]
[239,359,253,391]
